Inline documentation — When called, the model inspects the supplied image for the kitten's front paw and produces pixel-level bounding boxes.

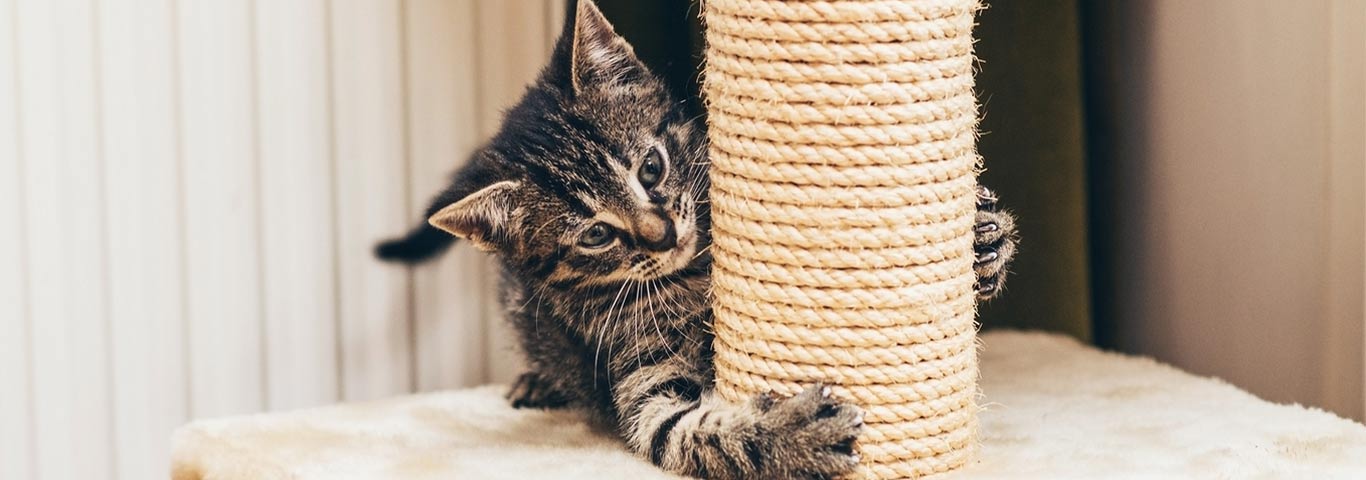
[753,385,864,480]
[974,186,1018,300]
[507,371,569,409]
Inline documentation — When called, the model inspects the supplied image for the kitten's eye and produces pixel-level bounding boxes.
[578,223,614,248]
[638,149,665,189]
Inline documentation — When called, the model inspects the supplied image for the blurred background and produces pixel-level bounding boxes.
[1,1,1362,479]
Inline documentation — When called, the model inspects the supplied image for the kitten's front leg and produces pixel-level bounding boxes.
[616,361,863,479]
[507,370,570,409]
[506,307,594,410]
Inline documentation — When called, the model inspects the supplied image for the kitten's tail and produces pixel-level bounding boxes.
[374,222,456,264]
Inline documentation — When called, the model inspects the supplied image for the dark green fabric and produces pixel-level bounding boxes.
[1077,1,1131,350]
[596,0,1094,342]
[594,0,705,115]
[973,2,1092,341]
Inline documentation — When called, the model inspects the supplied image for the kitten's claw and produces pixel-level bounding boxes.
[976,185,1000,209]
[754,391,778,412]
[974,185,1017,301]
[975,251,999,266]
[976,281,1000,298]
[975,222,999,234]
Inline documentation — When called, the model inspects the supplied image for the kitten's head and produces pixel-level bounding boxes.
[429,0,708,290]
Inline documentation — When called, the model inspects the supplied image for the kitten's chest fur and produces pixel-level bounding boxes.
[499,265,715,414]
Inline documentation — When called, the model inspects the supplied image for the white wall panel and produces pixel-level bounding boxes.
[331,0,415,401]
[177,0,265,418]
[99,0,188,478]
[255,0,340,410]
[474,0,557,384]
[0,1,33,478]
[1,0,570,477]
[406,0,486,392]
[15,0,115,478]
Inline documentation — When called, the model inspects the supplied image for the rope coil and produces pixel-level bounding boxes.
[704,0,983,477]
[705,10,973,43]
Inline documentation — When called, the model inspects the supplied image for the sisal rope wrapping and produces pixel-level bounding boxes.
[702,0,982,477]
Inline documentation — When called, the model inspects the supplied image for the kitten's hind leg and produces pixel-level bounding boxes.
[507,371,570,409]
[974,186,1018,300]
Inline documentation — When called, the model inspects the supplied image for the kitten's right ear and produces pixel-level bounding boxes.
[550,0,641,95]
[428,180,521,253]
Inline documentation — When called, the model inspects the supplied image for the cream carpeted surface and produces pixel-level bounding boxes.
[172,332,1366,479]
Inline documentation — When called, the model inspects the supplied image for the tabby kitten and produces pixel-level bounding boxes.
[377,1,1017,478]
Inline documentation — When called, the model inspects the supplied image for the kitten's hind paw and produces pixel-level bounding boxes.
[754,385,865,480]
[974,186,1018,301]
[507,372,569,409]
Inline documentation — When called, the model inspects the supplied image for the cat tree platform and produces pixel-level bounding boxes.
[171,331,1366,479]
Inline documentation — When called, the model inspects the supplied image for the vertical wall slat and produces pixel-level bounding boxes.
[255,0,340,409]
[14,0,115,478]
[1324,0,1366,420]
[99,0,189,477]
[546,0,566,50]
[405,0,485,391]
[0,1,33,478]
[5,1,595,475]
[473,2,553,136]
[331,0,414,400]
[176,0,265,417]
[474,0,554,384]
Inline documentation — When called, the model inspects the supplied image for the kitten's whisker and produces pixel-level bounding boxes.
[657,275,695,345]
[625,277,647,371]
[605,281,630,379]
[691,245,712,261]
[634,278,651,372]
[645,278,677,359]
[639,276,655,369]
[595,278,632,382]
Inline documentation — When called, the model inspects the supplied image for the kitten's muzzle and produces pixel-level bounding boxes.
[635,209,678,252]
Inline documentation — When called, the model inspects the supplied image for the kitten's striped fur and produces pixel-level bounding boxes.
[377,2,1016,478]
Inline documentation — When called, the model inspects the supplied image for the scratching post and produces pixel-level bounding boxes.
[702,0,982,477]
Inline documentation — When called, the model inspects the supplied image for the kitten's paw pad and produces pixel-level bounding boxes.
[973,188,1017,301]
[507,372,568,409]
[755,385,865,479]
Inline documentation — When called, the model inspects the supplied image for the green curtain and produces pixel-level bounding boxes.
[972,2,1091,341]
[595,0,1094,342]
[594,0,705,114]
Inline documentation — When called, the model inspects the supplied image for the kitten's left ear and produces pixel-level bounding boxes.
[428,180,522,252]
[559,0,643,94]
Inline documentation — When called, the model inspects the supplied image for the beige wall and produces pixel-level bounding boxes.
[1100,0,1366,420]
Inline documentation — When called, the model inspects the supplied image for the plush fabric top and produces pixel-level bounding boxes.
[172,331,1366,479]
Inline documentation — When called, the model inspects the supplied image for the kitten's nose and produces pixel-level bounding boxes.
[635,211,677,252]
